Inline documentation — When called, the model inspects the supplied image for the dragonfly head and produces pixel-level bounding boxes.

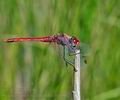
[69,36,79,48]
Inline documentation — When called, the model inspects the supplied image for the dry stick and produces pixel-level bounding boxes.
[73,49,80,100]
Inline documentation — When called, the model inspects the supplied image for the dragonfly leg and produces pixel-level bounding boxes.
[69,52,87,64]
[63,46,77,71]
[68,51,80,56]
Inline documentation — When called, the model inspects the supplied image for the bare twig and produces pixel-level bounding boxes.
[73,49,80,100]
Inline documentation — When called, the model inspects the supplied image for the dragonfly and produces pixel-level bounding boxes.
[4,34,86,70]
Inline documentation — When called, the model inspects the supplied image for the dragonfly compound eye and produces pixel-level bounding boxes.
[72,37,79,46]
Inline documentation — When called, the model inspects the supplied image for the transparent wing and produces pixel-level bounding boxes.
[79,43,90,67]
[56,42,90,67]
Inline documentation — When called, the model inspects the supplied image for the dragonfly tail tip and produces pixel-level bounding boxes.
[3,38,14,43]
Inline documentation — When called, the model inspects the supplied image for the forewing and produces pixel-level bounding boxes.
[79,43,90,67]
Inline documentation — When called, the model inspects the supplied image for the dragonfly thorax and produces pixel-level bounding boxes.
[55,34,79,52]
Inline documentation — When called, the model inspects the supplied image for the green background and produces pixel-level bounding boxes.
[0,0,120,100]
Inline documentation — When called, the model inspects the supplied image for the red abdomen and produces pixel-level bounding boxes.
[4,36,56,43]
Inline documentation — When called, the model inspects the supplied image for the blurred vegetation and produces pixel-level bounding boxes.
[0,0,120,100]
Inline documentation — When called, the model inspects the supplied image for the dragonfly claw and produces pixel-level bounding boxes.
[74,67,78,72]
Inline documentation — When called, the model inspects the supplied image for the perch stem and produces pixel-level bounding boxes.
[73,49,80,100]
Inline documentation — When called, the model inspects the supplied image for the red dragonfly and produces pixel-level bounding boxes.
[4,34,81,68]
